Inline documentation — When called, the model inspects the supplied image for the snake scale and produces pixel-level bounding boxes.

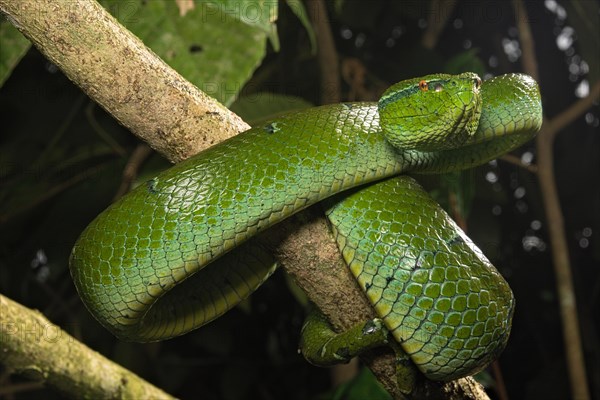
[69,73,542,385]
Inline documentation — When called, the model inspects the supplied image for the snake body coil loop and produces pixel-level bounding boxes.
[70,73,542,381]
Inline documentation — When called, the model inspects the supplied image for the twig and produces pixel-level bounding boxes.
[499,153,538,174]
[34,94,87,169]
[0,162,112,224]
[85,102,127,158]
[341,58,382,102]
[545,81,600,139]
[513,0,538,82]
[421,0,458,50]
[0,381,45,396]
[306,0,341,104]
[448,191,467,230]
[490,361,509,400]
[113,144,153,201]
[513,1,594,399]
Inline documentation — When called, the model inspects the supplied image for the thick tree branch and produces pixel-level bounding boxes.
[0,0,249,163]
[265,211,489,400]
[0,294,175,399]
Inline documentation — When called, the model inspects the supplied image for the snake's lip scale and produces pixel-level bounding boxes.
[69,73,542,383]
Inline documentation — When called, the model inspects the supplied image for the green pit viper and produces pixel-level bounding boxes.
[69,72,542,390]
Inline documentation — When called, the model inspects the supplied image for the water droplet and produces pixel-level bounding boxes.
[514,187,526,199]
[522,235,546,252]
[355,33,366,48]
[575,79,589,98]
[569,63,580,75]
[516,200,528,213]
[556,26,575,51]
[341,27,352,40]
[392,26,404,38]
[544,0,567,20]
[502,38,521,62]
[486,171,498,183]
[521,151,534,165]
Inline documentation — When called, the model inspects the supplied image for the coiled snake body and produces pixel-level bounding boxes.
[70,73,542,386]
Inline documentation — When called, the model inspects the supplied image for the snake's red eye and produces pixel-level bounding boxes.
[475,77,482,89]
[418,80,429,91]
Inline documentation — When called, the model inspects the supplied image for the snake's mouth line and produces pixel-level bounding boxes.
[384,88,477,120]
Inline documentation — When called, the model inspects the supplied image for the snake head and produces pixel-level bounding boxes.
[378,72,482,151]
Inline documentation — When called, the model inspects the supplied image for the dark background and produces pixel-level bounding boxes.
[1,1,598,399]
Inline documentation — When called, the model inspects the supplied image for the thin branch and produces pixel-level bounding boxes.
[341,57,384,102]
[513,0,539,82]
[0,161,112,224]
[545,81,600,139]
[0,381,45,396]
[499,153,538,174]
[113,143,154,201]
[85,102,127,158]
[535,121,593,400]
[0,294,176,399]
[421,0,458,50]
[490,359,509,400]
[513,1,594,399]
[306,0,341,104]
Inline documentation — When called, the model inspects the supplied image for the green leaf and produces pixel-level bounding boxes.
[0,19,31,87]
[99,0,271,105]
[197,0,280,50]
